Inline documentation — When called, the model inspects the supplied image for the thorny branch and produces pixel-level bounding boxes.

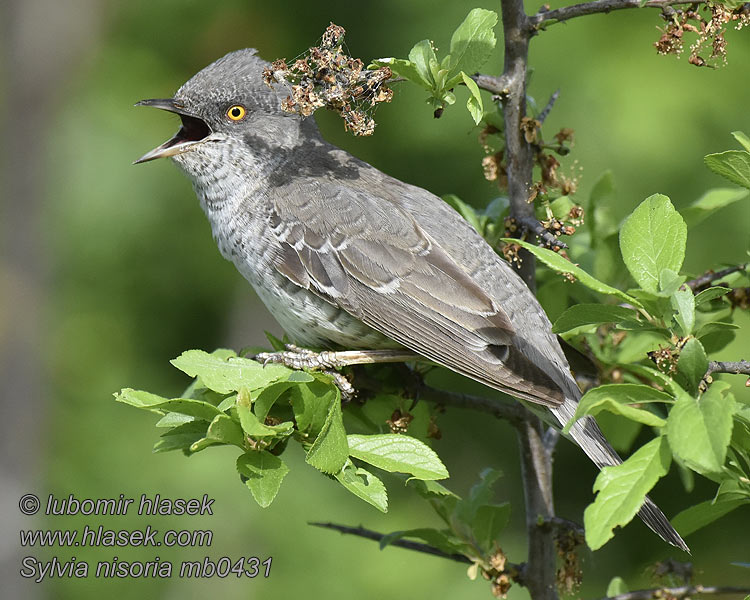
[528,0,717,30]
[309,522,475,564]
[598,586,750,600]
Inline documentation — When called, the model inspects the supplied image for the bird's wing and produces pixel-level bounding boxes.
[266,170,565,407]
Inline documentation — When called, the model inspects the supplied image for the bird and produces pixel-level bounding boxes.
[134,48,688,552]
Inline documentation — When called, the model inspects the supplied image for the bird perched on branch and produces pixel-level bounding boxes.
[135,48,688,552]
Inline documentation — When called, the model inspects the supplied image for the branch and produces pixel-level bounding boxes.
[500,0,538,290]
[420,385,527,424]
[514,411,559,600]
[309,521,473,564]
[529,0,713,30]
[472,72,514,97]
[686,264,747,291]
[707,360,750,376]
[516,214,569,250]
[537,89,561,125]
[598,586,750,600]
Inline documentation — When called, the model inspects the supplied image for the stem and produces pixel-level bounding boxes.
[686,264,747,291]
[529,0,714,30]
[309,522,474,564]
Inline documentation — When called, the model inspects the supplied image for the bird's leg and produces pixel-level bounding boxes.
[252,344,419,402]
[254,344,418,369]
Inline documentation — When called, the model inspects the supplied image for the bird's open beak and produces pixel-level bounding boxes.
[133,98,212,164]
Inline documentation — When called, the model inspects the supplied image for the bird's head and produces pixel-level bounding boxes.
[134,49,302,166]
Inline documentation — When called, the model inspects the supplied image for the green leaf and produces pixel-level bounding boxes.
[671,286,695,336]
[584,436,672,550]
[306,392,349,474]
[461,72,483,125]
[446,8,498,87]
[704,150,750,189]
[619,194,687,294]
[205,414,244,448]
[566,384,671,432]
[671,496,748,537]
[155,412,194,428]
[454,468,503,525]
[552,304,636,334]
[667,384,735,475]
[659,268,686,297]
[501,238,642,307]
[408,479,460,499]
[236,451,290,508]
[153,421,207,453]
[681,188,749,228]
[472,503,511,551]
[374,57,430,88]
[732,131,750,153]
[607,576,629,597]
[676,338,708,396]
[171,349,292,394]
[115,389,224,421]
[443,193,484,233]
[291,378,338,437]
[694,286,731,306]
[347,434,449,480]
[334,460,388,512]
[408,39,438,88]
[236,389,294,438]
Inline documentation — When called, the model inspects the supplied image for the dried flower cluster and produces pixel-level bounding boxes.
[655,2,750,67]
[386,408,413,434]
[482,118,580,254]
[263,23,393,136]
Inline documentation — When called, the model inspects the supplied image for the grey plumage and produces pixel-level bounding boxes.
[135,49,689,552]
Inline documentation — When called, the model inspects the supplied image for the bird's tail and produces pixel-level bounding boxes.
[550,396,690,553]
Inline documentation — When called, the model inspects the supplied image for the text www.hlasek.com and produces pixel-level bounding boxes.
[20,525,211,548]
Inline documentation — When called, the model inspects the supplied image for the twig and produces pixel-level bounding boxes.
[517,215,569,250]
[686,264,747,291]
[707,360,750,376]
[309,521,473,564]
[472,72,514,97]
[420,386,527,424]
[529,0,713,30]
[598,585,750,600]
[537,89,560,125]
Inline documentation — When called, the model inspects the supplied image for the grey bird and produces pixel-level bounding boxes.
[135,49,688,552]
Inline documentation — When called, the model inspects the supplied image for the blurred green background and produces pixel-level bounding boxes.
[2,1,749,599]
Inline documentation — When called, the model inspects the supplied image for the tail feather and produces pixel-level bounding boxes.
[550,397,690,553]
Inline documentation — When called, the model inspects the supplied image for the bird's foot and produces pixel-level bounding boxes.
[254,344,418,369]
[253,345,418,402]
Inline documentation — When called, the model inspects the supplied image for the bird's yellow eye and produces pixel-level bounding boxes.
[227,105,247,121]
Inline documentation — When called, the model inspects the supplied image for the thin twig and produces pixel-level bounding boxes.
[597,585,750,600]
[309,521,473,564]
[420,386,527,424]
[517,215,569,250]
[707,360,750,376]
[537,89,560,125]
[686,264,747,291]
[529,0,713,30]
